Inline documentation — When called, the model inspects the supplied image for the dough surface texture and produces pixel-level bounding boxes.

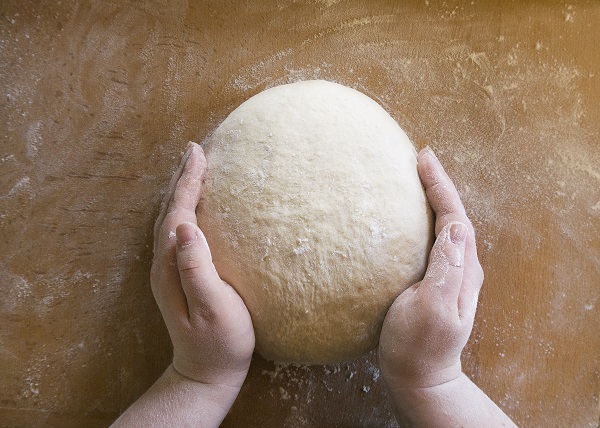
[198,80,433,364]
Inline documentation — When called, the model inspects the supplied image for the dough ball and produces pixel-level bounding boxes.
[197,80,433,364]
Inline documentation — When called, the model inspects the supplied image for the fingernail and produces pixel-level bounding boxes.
[449,222,467,244]
[421,145,437,158]
[179,142,195,166]
[176,222,198,247]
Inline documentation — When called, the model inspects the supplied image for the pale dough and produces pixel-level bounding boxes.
[197,80,433,364]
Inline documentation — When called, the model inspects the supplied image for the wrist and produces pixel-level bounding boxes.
[386,370,468,414]
[385,371,467,426]
[385,373,517,428]
[165,364,245,407]
[172,354,251,390]
[112,364,246,428]
[383,360,463,399]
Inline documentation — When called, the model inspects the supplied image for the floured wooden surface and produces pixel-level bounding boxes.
[1,1,598,426]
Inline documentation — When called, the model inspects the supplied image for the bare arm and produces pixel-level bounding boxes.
[112,143,255,427]
[379,147,516,427]
[390,373,515,427]
[112,365,243,427]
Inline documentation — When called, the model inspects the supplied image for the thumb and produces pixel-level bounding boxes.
[421,221,468,309]
[175,222,224,318]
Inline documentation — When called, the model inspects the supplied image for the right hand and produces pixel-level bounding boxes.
[378,146,484,391]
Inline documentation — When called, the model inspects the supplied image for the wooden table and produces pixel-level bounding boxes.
[1,1,598,426]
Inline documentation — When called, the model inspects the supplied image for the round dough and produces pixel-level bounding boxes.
[197,80,433,364]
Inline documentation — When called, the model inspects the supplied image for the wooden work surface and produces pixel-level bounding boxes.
[1,1,598,426]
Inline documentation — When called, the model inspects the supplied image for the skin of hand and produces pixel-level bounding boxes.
[379,146,483,389]
[378,147,516,427]
[150,142,255,388]
[113,142,254,427]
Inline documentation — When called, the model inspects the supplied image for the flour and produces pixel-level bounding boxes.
[5,176,31,197]
[1,2,597,426]
[258,350,396,426]
[221,10,598,425]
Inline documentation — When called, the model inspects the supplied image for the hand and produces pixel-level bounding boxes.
[112,143,255,427]
[379,146,484,391]
[151,142,255,389]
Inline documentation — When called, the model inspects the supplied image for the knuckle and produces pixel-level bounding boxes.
[475,260,485,283]
[177,257,203,279]
[165,203,180,215]
[150,252,176,279]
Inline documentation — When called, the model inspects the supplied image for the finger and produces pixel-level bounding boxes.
[458,256,484,322]
[166,142,206,215]
[175,222,227,320]
[421,221,468,312]
[417,147,484,320]
[151,143,206,322]
[156,143,207,256]
[150,248,190,321]
[417,147,471,236]
[153,142,195,254]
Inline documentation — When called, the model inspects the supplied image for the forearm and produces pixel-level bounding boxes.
[388,373,517,428]
[112,365,242,428]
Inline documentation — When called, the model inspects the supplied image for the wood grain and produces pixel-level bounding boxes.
[1,1,598,426]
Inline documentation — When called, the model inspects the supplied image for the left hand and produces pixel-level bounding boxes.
[151,142,255,389]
